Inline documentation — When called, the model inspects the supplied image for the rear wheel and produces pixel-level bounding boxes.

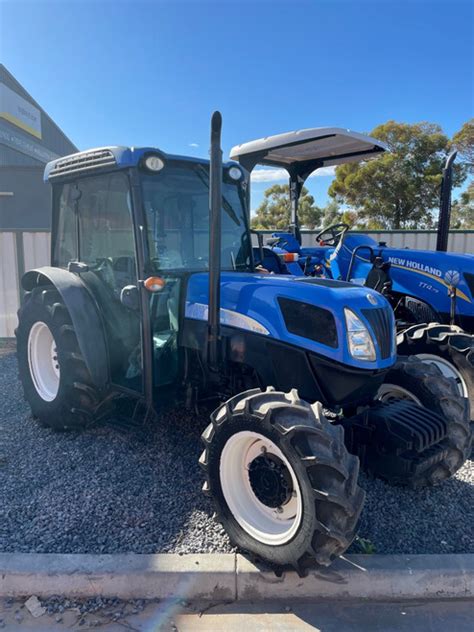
[16,286,110,430]
[375,356,472,487]
[397,323,474,418]
[200,387,364,573]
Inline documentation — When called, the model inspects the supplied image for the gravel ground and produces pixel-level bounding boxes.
[0,349,473,556]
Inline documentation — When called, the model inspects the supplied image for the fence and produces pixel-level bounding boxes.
[0,230,50,337]
[0,229,472,338]
[300,230,474,252]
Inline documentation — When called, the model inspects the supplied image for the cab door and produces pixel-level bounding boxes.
[52,171,143,394]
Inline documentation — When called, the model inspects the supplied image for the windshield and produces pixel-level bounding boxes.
[141,162,252,272]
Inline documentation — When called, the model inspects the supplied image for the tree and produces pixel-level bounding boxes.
[251,184,322,229]
[328,121,467,229]
[320,199,341,226]
[451,182,474,229]
[452,119,474,172]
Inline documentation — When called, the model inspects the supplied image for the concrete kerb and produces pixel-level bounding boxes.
[1,553,473,602]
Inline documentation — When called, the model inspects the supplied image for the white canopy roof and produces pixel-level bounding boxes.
[230,127,388,173]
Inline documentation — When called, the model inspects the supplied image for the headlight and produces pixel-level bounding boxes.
[344,308,376,361]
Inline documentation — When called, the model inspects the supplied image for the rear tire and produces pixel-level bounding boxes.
[200,387,364,573]
[375,356,472,487]
[15,286,110,430]
[397,323,474,419]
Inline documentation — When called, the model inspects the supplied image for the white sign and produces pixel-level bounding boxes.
[0,82,42,139]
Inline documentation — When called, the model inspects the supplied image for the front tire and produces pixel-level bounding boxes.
[16,286,109,430]
[397,323,474,420]
[375,356,472,487]
[200,387,364,573]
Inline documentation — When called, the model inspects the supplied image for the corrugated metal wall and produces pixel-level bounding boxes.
[277,230,473,254]
[0,232,20,338]
[0,231,50,337]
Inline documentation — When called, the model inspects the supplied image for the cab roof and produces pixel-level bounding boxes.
[230,127,388,174]
[44,146,214,182]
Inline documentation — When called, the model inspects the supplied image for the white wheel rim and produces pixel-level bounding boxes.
[219,431,302,545]
[28,321,60,402]
[377,383,421,405]
[416,353,468,398]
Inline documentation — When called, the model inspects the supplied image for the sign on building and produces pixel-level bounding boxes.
[0,81,42,139]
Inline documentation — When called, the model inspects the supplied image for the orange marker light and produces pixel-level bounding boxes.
[280,253,300,263]
[144,276,166,292]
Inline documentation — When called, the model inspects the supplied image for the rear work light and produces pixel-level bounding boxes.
[228,166,243,180]
[143,154,165,172]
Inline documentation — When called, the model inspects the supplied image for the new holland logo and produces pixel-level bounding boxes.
[387,257,443,278]
[367,293,378,305]
[444,270,461,287]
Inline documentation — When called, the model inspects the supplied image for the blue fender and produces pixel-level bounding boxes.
[22,267,109,388]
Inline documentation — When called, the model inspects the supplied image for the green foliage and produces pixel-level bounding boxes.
[451,181,474,229]
[452,119,474,172]
[251,184,322,230]
[354,536,376,554]
[329,121,467,229]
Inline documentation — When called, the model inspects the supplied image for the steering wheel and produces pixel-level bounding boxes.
[315,223,350,247]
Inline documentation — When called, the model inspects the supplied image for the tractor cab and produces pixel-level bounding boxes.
[42,147,252,400]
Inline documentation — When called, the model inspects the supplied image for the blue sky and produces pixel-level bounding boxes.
[1,0,472,211]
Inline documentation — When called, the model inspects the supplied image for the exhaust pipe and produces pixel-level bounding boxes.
[436,151,457,252]
[208,111,223,372]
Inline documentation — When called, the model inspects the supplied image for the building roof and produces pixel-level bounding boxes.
[0,64,77,165]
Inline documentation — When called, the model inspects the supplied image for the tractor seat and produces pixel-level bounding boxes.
[271,232,301,253]
[253,247,287,274]
[364,257,392,293]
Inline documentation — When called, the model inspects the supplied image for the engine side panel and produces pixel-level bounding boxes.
[184,271,396,370]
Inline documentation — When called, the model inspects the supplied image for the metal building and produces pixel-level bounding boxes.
[0,64,77,336]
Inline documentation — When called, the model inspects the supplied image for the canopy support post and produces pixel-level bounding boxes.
[289,173,304,243]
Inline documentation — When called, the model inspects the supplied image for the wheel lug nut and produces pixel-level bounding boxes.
[276,506,283,514]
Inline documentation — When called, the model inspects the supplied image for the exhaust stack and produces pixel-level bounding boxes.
[208,111,223,372]
[436,151,457,252]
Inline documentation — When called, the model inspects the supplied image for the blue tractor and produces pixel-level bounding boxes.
[15,114,471,574]
[231,132,474,418]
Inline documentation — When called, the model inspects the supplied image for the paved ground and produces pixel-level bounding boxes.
[1,597,473,631]
[1,348,473,557]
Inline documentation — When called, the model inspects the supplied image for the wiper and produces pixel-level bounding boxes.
[194,164,241,226]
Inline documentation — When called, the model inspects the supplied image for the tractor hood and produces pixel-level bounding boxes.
[339,234,474,320]
[185,271,396,371]
[230,127,388,174]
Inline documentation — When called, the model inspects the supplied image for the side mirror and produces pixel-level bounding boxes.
[120,285,140,311]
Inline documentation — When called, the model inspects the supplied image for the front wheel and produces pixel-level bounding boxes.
[396,323,474,420]
[200,387,364,573]
[375,356,472,487]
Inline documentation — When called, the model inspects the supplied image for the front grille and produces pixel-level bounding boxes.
[464,272,474,299]
[404,296,438,322]
[278,297,338,348]
[49,149,116,179]
[361,307,393,359]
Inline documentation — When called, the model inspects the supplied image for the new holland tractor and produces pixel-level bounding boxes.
[15,114,472,574]
[231,133,474,416]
